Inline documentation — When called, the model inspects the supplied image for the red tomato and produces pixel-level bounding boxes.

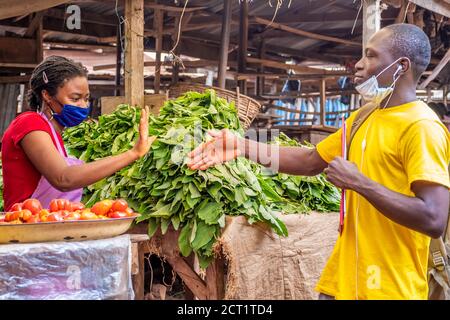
[70,202,85,211]
[7,211,22,222]
[49,199,70,212]
[10,203,23,212]
[25,215,41,223]
[91,200,114,216]
[47,212,64,222]
[49,199,60,212]
[65,212,81,221]
[4,212,14,222]
[59,199,70,211]
[108,211,129,219]
[111,199,128,212]
[22,199,42,215]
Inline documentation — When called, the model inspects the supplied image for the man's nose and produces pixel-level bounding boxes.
[355,58,364,71]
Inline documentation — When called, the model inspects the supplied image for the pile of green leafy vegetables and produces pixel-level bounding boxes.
[64,90,289,267]
[63,90,340,267]
[256,133,340,214]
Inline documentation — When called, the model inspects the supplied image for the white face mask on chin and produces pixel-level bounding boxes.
[355,57,410,108]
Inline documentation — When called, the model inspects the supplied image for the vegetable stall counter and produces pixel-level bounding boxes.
[128,211,339,300]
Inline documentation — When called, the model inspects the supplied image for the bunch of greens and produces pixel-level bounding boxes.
[256,133,340,213]
[64,90,287,267]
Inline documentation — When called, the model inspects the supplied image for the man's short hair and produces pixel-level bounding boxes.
[383,23,431,81]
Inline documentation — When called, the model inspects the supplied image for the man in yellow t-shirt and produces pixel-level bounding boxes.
[187,24,450,300]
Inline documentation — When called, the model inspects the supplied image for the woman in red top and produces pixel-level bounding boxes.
[1,56,155,211]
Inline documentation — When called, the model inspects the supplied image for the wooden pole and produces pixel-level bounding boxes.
[35,13,43,63]
[171,15,181,86]
[362,0,381,51]
[218,0,232,89]
[444,85,448,105]
[115,24,122,96]
[124,0,144,107]
[154,9,163,93]
[256,39,265,97]
[238,0,249,95]
[320,79,326,126]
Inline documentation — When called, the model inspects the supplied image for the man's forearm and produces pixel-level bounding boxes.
[352,174,443,238]
[237,137,324,176]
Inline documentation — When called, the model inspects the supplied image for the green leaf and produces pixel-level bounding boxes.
[178,223,192,257]
[191,221,216,251]
[196,200,222,225]
[147,218,159,237]
[149,204,172,218]
[188,183,201,198]
[161,218,170,235]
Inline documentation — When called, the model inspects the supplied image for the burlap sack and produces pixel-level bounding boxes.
[219,212,339,300]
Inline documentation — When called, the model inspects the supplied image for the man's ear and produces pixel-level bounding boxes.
[399,57,411,74]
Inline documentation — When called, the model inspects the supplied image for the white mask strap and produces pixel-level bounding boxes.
[375,58,402,79]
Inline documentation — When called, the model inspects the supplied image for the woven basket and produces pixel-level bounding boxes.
[168,83,261,130]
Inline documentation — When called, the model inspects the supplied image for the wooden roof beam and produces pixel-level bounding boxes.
[0,0,69,20]
[143,3,207,13]
[419,48,450,89]
[409,0,450,18]
[252,16,361,47]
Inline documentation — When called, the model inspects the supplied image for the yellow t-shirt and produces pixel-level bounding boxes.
[315,100,450,300]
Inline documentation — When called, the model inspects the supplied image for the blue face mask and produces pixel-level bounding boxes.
[50,102,90,128]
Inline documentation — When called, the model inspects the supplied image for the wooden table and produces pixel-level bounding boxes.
[128,223,225,300]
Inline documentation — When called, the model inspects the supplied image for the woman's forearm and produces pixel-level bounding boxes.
[55,150,140,191]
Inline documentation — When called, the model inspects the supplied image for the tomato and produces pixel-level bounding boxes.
[111,199,128,212]
[6,211,22,222]
[4,212,13,222]
[64,212,81,221]
[9,219,23,224]
[10,203,23,212]
[46,212,64,222]
[70,202,85,211]
[21,209,33,222]
[49,199,70,212]
[108,211,129,219]
[25,215,41,223]
[49,199,60,212]
[124,207,134,216]
[91,200,114,216]
[80,210,99,220]
[22,199,42,215]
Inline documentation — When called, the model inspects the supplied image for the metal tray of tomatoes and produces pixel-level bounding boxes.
[0,214,138,244]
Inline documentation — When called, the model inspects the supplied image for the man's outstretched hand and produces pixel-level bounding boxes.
[187,129,242,170]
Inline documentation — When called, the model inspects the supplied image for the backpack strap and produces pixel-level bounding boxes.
[348,102,379,152]
[429,207,450,285]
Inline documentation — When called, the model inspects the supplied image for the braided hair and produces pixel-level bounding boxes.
[27,55,88,111]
